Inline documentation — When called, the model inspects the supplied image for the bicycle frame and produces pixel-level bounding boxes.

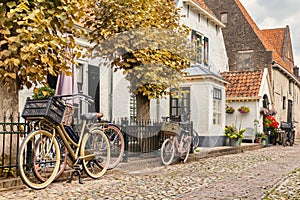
[171,133,191,154]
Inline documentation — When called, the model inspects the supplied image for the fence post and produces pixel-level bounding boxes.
[121,119,128,162]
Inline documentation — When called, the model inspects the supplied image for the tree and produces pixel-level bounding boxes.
[0,0,86,117]
[83,0,192,121]
[0,0,86,159]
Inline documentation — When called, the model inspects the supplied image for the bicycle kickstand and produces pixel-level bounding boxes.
[67,165,83,184]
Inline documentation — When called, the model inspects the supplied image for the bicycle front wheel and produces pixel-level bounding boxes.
[181,137,191,163]
[161,138,175,166]
[18,130,61,190]
[104,125,125,169]
[81,128,110,179]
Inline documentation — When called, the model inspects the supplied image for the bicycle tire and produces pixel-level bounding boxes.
[161,138,175,166]
[282,131,288,147]
[192,129,200,150]
[181,137,191,163]
[103,124,125,169]
[33,137,68,182]
[18,130,61,190]
[81,128,110,179]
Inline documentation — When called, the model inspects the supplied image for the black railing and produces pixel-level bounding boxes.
[0,113,28,178]
[120,119,193,162]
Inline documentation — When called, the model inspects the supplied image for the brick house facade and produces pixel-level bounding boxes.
[203,0,300,138]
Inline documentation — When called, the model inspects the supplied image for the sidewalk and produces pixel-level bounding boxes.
[0,143,264,191]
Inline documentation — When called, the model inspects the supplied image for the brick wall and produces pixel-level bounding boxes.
[203,0,273,71]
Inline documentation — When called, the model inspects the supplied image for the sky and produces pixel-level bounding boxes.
[239,0,300,67]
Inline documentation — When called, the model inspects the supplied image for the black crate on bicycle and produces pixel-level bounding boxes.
[21,97,66,125]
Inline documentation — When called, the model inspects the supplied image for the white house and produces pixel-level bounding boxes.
[19,0,229,147]
[221,68,274,142]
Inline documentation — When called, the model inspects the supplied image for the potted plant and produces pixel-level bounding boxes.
[261,134,267,146]
[238,106,250,114]
[225,125,245,146]
[263,115,279,144]
[255,133,263,143]
[224,125,234,146]
[32,86,55,100]
[226,105,235,114]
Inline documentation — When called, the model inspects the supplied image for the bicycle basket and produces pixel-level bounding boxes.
[21,97,66,125]
[161,122,180,136]
[62,104,75,126]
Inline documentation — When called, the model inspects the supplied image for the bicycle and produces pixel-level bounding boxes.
[160,118,192,166]
[91,120,125,169]
[18,93,110,190]
[165,113,200,151]
[280,121,296,147]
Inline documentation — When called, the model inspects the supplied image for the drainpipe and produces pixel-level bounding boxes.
[108,67,113,121]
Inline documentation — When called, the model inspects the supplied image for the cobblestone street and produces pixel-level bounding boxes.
[2,144,300,200]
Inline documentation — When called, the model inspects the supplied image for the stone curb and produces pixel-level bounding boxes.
[0,143,264,191]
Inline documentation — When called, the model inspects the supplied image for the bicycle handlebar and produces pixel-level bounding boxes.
[54,93,94,104]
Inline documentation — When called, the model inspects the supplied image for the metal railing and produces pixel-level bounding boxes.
[0,113,28,178]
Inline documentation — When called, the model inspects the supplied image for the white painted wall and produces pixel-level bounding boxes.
[178,0,228,73]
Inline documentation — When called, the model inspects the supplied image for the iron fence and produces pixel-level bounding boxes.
[0,113,28,178]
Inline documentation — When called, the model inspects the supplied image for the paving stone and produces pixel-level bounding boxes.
[2,143,300,199]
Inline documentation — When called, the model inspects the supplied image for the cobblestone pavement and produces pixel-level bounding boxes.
[2,144,300,200]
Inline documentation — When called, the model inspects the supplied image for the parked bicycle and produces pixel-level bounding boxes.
[91,120,125,169]
[160,117,192,165]
[167,112,200,150]
[280,121,296,147]
[18,93,110,190]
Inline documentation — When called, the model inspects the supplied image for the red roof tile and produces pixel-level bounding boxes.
[220,70,264,98]
[193,0,216,17]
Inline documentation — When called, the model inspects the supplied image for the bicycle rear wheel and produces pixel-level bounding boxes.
[161,138,175,166]
[103,124,125,169]
[18,130,60,190]
[81,128,110,179]
[33,137,68,182]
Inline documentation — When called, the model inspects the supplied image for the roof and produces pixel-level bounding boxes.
[186,65,223,79]
[192,0,216,17]
[220,70,264,98]
[235,0,291,72]
[261,28,286,58]
[183,0,225,27]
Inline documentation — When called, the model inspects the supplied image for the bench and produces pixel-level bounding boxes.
[242,127,255,143]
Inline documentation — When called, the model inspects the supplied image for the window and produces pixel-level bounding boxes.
[237,50,253,70]
[213,88,222,125]
[130,94,137,121]
[170,87,190,121]
[203,37,209,65]
[283,96,286,110]
[187,5,190,18]
[191,30,202,64]
[220,12,228,24]
[198,13,201,22]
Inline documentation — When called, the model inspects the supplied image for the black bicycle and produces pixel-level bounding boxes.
[280,121,295,147]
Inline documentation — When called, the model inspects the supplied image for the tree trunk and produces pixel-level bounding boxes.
[136,92,150,123]
[0,80,19,165]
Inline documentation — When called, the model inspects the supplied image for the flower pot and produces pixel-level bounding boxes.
[230,138,240,147]
[224,137,231,146]
[262,139,266,146]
